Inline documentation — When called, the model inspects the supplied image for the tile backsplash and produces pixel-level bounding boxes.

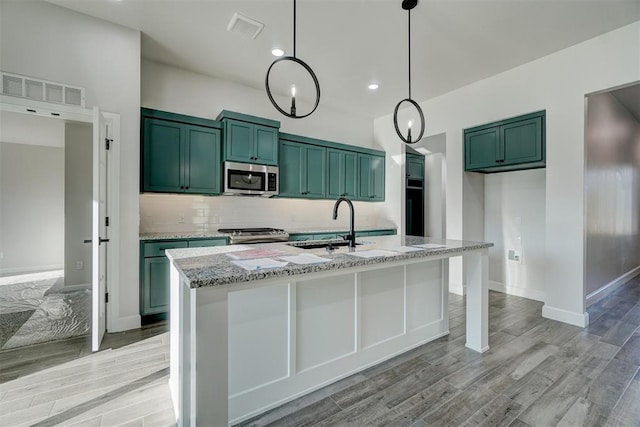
[140,194,392,233]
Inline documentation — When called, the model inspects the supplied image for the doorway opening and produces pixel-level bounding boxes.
[0,105,118,351]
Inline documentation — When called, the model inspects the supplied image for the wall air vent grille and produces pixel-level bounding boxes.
[227,12,264,40]
[1,71,85,107]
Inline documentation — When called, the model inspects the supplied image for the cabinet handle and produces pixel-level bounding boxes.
[185,186,189,189]
[180,186,184,189]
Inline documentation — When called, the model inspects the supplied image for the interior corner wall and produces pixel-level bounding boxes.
[64,123,92,287]
[585,91,640,299]
[374,21,640,325]
[0,142,64,274]
[0,0,142,331]
[141,60,375,149]
[140,60,393,231]
[485,169,546,301]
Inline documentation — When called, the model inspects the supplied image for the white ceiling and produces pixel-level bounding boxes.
[46,0,640,118]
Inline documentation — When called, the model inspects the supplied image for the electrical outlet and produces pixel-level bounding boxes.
[76,261,84,270]
[508,250,521,263]
[179,213,185,224]
[0,251,3,259]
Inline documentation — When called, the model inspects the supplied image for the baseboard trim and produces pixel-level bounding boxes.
[586,265,640,307]
[108,314,141,333]
[489,281,545,302]
[542,304,589,327]
[59,283,90,292]
[0,264,64,275]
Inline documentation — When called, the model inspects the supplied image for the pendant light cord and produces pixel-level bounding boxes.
[293,0,297,58]
[408,8,411,100]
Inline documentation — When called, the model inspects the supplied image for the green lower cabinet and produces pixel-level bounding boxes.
[365,229,396,237]
[140,237,227,316]
[279,140,326,198]
[288,234,314,241]
[142,257,171,315]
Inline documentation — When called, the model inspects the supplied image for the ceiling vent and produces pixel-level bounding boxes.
[1,71,85,107]
[227,12,264,40]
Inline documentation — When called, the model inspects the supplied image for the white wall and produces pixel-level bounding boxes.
[142,60,375,149]
[0,142,64,274]
[374,21,640,326]
[1,0,142,331]
[585,91,640,299]
[485,169,546,301]
[140,60,391,232]
[64,123,92,287]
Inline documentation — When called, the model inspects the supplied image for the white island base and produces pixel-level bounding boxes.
[170,248,488,426]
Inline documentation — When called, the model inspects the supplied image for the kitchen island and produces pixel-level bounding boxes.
[167,235,492,426]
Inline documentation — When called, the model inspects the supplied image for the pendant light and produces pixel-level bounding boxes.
[265,0,320,119]
[393,0,425,144]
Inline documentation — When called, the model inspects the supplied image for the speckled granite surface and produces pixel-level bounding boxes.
[139,225,397,241]
[166,235,493,289]
[139,231,230,241]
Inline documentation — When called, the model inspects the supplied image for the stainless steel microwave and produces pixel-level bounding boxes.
[223,161,279,197]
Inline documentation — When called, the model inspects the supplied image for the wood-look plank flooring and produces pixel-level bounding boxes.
[1,280,639,427]
[240,279,640,427]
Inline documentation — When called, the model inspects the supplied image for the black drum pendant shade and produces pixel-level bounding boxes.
[393,0,425,144]
[265,0,320,119]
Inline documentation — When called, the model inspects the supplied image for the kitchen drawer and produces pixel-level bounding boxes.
[188,238,228,248]
[289,234,314,241]
[142,240,188,257]
[366,229,396,237]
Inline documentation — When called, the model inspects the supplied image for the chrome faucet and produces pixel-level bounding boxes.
[332,197,356,248]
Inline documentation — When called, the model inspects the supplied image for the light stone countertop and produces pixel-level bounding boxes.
[139,225,398,241]
[166,235,493,289]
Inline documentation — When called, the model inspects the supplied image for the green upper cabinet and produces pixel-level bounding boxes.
[278,132,385,202]
[217,111,280,165]
[279,140,326,198]
[143,118,183,192]
[142,111,222,195]
[464,110,545,173]
[327,149,357,198]
[406,153,425,180]
[184,125,221,194]
[357,154,385,201]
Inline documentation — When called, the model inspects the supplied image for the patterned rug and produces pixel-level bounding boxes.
[0,270,90,349]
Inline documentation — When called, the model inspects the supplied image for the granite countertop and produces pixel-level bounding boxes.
[166,235,493,289]
[139,225,397,241]
[139,231,230,241]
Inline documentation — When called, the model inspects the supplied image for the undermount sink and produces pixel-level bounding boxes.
[286,240,367,250]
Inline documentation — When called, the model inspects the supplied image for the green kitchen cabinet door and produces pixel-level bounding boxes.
[188,238,228,248]
[465,127,500,170]
[142,257,170,315]
[184,125,221,195]
[328,149,358,199]
[143,118,184,192]
[327,149,342,198]
[407,154,425,180]
[343,152,357,198]
[254,124,278,165]
[501,116,543,165]
[357,154,373,200]
[371,155,385,201]
[304,145,326,198]
[225,119,253,163]
[279,140,304,197]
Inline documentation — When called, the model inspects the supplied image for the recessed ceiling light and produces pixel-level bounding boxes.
[368,83,379,90]
[271,48,285,57]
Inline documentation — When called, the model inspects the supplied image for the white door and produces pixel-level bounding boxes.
[92,107,109,351]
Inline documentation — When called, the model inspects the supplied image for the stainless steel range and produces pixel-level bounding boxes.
[218,227,289,245]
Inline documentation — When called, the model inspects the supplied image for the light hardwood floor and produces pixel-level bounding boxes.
[1,281,638,427]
